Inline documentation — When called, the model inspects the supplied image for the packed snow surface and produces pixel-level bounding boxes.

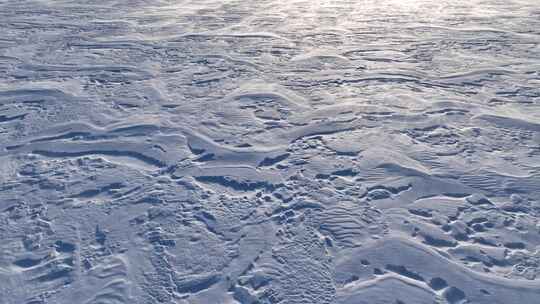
[1,0,540,303]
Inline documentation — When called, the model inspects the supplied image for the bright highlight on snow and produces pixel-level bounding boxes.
[1,0,539,303]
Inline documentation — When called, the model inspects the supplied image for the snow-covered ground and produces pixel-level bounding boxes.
[1,0,540,303]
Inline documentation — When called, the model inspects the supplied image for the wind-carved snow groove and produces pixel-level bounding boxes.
[194,175,278,191]
[33,148,166,168]
[181,127,289,166]
[7,141,170,168]
[174,165,284,192]
[3,122,182,169]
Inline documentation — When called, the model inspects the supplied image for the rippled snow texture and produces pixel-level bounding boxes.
[1,0,540,303]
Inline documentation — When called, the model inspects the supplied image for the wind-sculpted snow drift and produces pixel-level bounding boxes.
[1,0,540,303]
